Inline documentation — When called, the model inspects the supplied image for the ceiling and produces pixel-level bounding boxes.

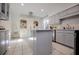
[10,3,78,18]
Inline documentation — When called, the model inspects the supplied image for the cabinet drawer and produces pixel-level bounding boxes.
[56,30,75,48]
[63,34,74,48]
[56,32,65,43]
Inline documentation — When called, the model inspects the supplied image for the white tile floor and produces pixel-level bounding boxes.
[6,38,33,55]
[52,42,74,55]
[6,38,74,55]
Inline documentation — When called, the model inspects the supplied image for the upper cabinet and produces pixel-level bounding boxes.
[50,4,79,24]
[58,4,79,19]
[0,3,9,20]
[50,14,61,24]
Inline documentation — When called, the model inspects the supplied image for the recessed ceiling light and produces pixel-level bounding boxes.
[41,9,44,12]
[21,3,24,6]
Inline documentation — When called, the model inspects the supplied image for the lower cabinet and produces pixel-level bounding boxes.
[63,33,74,48]
[56,30,75,48]
[0,30,8,55]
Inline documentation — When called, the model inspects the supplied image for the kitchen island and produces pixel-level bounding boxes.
[32,30,53,55]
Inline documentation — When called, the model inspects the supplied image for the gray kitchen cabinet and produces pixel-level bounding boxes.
[59,4,79,19]
[0,31,5,54]
[64,4,79,18]
[32,30,53,55]
[0,30,8,54]
[56,31,64,43]
[54,15,60,24]
[0,3,9,20]
[49,16,55,24]
[56,30,75,48]
[63,31,74,48]
[0,33,2,54]
[50,14,60,24]
[50,4,79,24]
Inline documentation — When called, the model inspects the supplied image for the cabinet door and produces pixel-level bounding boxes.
[56,31,65,44]
[0,3,9,20]
[64,33,74,48]
[7,4,9,17]
[54,15,60,24]
[0,32,2,54]
[49,16,55,24]
[62,5,79,19]
[1,3,6,15]
[5,3,9,20]
[0,31,6,54]
[5,31,8,50]
[0,3,6,19]
[0,4,1,12]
